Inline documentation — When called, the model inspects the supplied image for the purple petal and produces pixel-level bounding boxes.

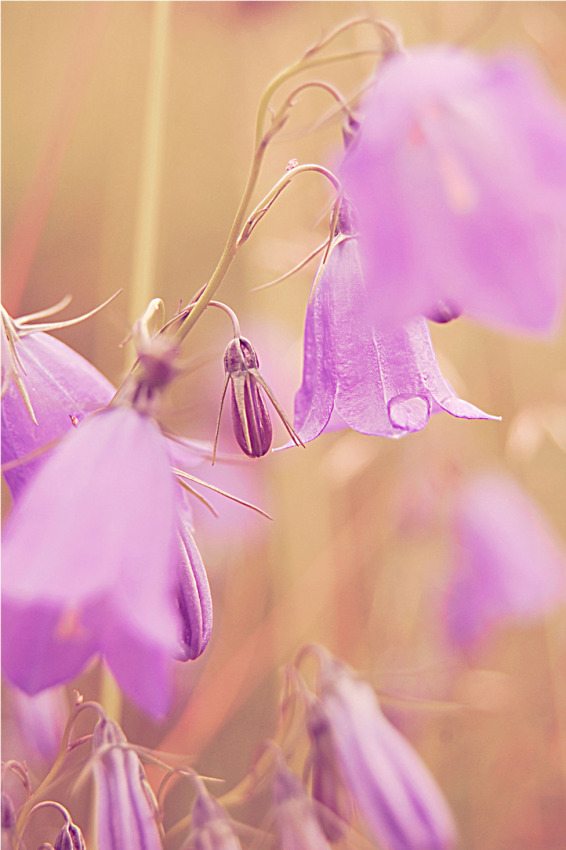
[293,261,338,442]
[341,48,566,334]
[2,406,179,717]
[319,662,457,850]
[1,332,115,498]
[445,473,566,648]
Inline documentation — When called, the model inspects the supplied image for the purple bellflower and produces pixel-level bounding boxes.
[92,715,162,850]
[2,308,213,717]
[445,472,566,649]
[308,653,457,850]
[340,49,566,334]
[294,202,497,443]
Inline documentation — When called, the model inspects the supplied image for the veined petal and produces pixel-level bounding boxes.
[293,258,338,442]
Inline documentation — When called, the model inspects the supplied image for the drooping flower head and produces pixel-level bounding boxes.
[340,49,566,334]
[2,303,213,718]
[304,649,457,850]
[444,472,566,649]
[294,200,498,443]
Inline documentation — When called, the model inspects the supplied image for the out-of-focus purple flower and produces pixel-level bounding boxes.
[176,520,213,661]
[185,781,242,850]
[272,760,332,850]
[92,715,162,850]
[1,330,114,498]
[445,472,566,649]
[9,685,68,762]
[307,707,353,841]
[2,406,181,718]
[340,48,566,334]
[294,205,497,443]
[309,653,457,850]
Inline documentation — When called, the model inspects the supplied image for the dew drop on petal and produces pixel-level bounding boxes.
[388,393,431,431]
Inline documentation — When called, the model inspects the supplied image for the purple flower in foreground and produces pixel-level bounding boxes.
[1,330,114,497]
[2,406,181,718]
[294,204,497,443]
[340,49,566,334]
[92,716,162,850]
[309,654,457,850]
[445,472,566,649]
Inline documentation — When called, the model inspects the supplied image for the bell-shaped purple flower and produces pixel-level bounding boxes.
[340,48,566,334]
[2,406,181,718]
[2,330,115,498]
[445,472,566,649]
[295,209,497,443]
[310,654,457,850]
[92,715,162,850]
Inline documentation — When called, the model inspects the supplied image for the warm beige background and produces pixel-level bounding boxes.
[3,3,566,849]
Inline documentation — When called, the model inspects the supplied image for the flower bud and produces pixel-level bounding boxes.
[92,717,162,850]
[53,821,86,850]
[1,793,16,830]
[176,521,213,661]
[223,337,273,458]
[185,785,242,850]
[307,709,353,841]
[272,761,332,850]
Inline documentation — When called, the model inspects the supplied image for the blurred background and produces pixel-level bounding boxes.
[3,2,566,849]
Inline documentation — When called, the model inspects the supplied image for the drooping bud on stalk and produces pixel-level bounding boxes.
[272,760,332,850]
[185,780,242,850]
[1,793,16,830]
[307,708,353,841]
[92,716,162,850]
[53,820,86,850]
[214,335,303,461]
[224,337,272,458]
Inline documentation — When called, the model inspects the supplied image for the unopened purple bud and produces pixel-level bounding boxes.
[176,522,213,661]
[273,762,332,850]
[223,338,273,458]
[307,710,353,841]
[187,787,242,850]
[314,657,457,850]
[1,794,16,830]
[53,821,86,850]
[92,717,162,850]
